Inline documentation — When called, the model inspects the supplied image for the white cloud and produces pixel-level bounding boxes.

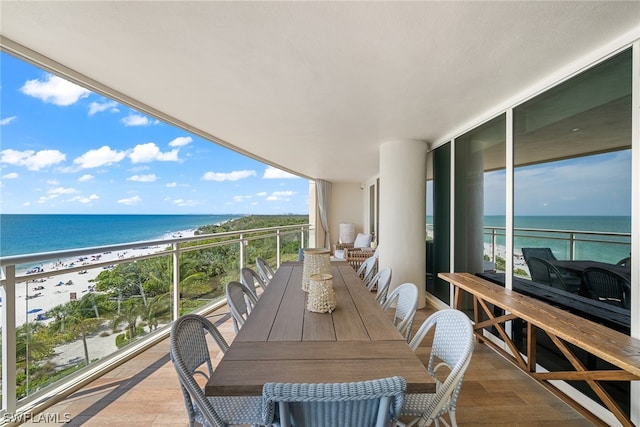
[73,146,127,169]
[20,74,91,106]
[263,166,299,179]
[172,199,199,207]
[70,194,99,204]
[47,179,60,185]
[121,113,158,127]
[1,148,66,171]
[266,190,296,201]
[166,182,177,188]
[169,136,193,147]
[49,187,78,196]
[78,174,94,182]
[88,100,119,116]
[118,195,142,205]
[2,172,18,179]
[129,142,179,163]
[127,174,157,182]
[233,195,253,202]
[202,170,256,182]
[1,116,17,125]
[255,191,268,197]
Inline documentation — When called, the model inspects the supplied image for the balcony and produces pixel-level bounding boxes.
[1,223,630,426]
[17,303,596,427]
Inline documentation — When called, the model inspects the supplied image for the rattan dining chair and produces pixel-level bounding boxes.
[262,376,407,427]
[583,266,631,309]
[382,283,419,342]
[240,267,267,299]
[226,280,258,333]
[169,314,268,427]
[397,309,474,427]
[256,257,275,285]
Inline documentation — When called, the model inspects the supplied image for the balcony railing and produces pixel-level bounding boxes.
[483,225,631,272]
[0,223,313,421]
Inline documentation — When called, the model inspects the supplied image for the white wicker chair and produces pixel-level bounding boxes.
[226,280,258,333]
[169,314,268,427]
[382,283,418,342]
[240,267,267,299]
[262,376,407,427]
[356,255,378,285]
[398,309,474,427]
[256,257,275,285]
[367,267,392,303]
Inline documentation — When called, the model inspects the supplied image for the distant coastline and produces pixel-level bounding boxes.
[0,214,242,258]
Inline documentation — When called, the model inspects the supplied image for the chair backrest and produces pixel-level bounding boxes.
[616,256,631,268]
[240,267,266,298]
[262,376,406,427]
[583,267,630,308]
[407,309,474,425]
[367,267,392,304]
[226,280,259,333]
[256,257,275,284]
[356,255,377,284]
[382,283,418,342]
[526,256,569,291]
[521,247,557,263]
[169,314,229,427]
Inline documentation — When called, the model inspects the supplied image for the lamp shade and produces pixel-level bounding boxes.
[339,223,355,244]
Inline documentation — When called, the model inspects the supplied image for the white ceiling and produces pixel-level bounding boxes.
[1,1,639,183]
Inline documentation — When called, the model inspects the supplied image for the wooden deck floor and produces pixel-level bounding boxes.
[21,303,600,426]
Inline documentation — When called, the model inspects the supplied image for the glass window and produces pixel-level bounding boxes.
[513,48,632,416]
[454,114,507,275]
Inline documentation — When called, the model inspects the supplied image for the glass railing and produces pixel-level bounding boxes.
[483,226,631,274]
[0,223,312,418]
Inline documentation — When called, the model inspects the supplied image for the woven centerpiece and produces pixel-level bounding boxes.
[301,248,331,292]
[306,273,336,313]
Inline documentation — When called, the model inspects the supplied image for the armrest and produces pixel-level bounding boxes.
[335,242,355,251]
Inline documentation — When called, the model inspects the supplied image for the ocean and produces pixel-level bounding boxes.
[0,214,240,258]
[1,214,632,263]
[427,215,632,264]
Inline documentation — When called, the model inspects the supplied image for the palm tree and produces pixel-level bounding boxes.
[49,294,112,365]
[110,298,143,341]
[140,293,171,332]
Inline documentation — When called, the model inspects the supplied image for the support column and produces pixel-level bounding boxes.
[379,140,428,308]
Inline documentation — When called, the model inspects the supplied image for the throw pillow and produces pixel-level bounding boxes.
[353,233,372,248]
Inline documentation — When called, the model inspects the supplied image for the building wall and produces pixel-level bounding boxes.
[329,182,364,249]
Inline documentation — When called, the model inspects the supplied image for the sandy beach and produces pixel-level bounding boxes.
[10,229,197,327]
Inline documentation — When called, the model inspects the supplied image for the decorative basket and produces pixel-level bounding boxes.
[302,248,331,292]
[307,273,336,313]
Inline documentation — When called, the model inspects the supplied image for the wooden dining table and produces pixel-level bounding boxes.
[205,261,434,396]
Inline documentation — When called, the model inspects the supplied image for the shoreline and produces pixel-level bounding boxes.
[11,228,198,328]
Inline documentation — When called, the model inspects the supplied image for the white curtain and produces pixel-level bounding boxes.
[316,179,331,249]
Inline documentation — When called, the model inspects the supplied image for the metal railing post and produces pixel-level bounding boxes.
[172,243,180,320]
[239,233,245,277]
[569,232,576,260]
[491,228,497,263]
[276,229,281,268]
[2,265,17,413]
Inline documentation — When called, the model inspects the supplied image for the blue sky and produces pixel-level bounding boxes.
[0,52,309,215]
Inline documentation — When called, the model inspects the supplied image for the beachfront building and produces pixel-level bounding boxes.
[1,2,639,425]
